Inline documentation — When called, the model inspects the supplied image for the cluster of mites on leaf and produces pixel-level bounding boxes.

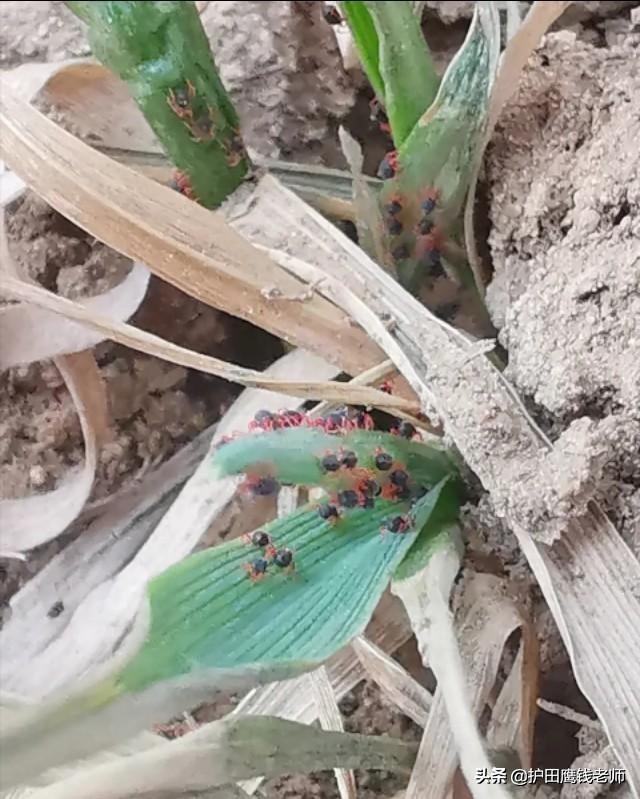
[242,530,294,583]
[224,400,422,574]
[316,442,415,535]
[165,79,246,200]
[383,190,444,278]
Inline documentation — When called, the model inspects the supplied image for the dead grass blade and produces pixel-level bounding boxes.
[338,127,389,272]
[20,716,415,799]
[0,262,149,367]
[0,351,108,554]
[393,557,520,799]
[307,667,358,799]
[3,60,158,153]
[224,173,640,793]
[488,629,539,769]
[464,1,571,291]
[352,636,430,727]
[0,273,414,412]
[0,223,116,552]
[0,83,384,377]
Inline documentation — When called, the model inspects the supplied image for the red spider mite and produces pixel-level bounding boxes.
[249,409,276,431]
[271,547,295,572]
[337,489,360,509]
[383,196,403,217]
[420,248,444,279]
[167,80,196,120]
[278,409,305,428]
[380,380,395,395]
[225,132,246,167]
[242,529,272,548]
[377,151,398,180]
[340,449,358,469]
[391,420,418,439]
[322,409,349,432]
[320,451,341,472]
[170,170,197,201]
[323,4,342,24]
[386,216,403,237]
[244,475,280,497]
[374,449,394,471]
[420,188,440,214]
[318,502,340,523]
[417,217,434,236]
[243,557,270,582]
[381,515,412,535]
[188,108,217,142]
[390,468,410,488]
[357,476,381,498]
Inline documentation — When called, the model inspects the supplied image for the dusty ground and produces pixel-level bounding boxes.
[1,1,639,797]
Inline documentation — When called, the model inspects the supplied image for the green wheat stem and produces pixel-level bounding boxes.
[66,0,249,208]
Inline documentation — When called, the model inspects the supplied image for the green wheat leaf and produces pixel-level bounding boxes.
[117,479,455,694]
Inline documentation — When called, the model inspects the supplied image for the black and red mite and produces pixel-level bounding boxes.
[377,150,399,180]
[341,450,358,469]
[167,81,196,120]
[243,529,295,581]
[374,451,394,471]
[245,475,280,497]
[169,170,197,202]
[318,503,340,523]
[321,452,341,472]
[392,420,417,440]
[323,4,342,24]
[247,530,271,548]
[381,515,412,535]
[337,489,360,509]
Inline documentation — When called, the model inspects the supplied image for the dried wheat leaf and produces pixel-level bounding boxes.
[338,127,389,271]
[307,667,357,799]
[351,636,431,727]
[1,166,25,207]
[0,83,384,376]
[0,262,150,367]
[17,716,415,799]
[224,173,640,792]
[393,554,518,799]
[3,59,158,153]
[0,350,108,554]
[464,1,571,291]
[487,629,539,769]
[0,224,146,552]
[0,273,413,411]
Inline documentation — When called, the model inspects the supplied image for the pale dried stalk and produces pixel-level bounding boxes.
[0,224,115,553]
[15,716,415,799]
[352,636,430,727]
[307,667,358,799]
[393,548,512,799]
[0,273,414,413]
